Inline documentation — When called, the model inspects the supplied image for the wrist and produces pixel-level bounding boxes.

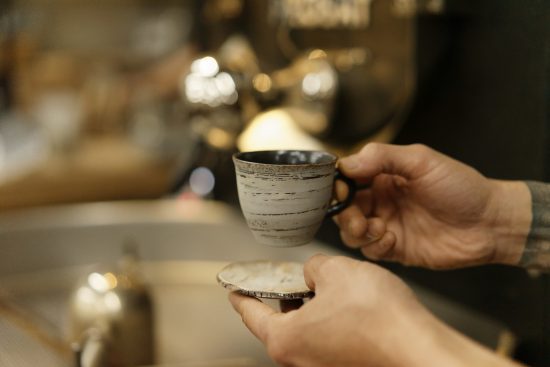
[485,180,532,265]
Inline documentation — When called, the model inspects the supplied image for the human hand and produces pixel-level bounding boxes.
[229,255,522,367]
[335,143,531,269]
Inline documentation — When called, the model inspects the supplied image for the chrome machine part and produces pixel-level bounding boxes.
[69,249,154,367]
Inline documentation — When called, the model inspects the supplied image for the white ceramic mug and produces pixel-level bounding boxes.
[233,150,356,247]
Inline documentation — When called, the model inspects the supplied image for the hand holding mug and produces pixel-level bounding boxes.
[335,143,531,269]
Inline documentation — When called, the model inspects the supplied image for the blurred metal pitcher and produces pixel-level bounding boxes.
[69,248,154,367]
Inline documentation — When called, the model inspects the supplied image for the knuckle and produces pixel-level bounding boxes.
[372,242,392,259]
[239,303,266,333]
[361,239,390,258]
[340,230,363,248]
[360,142,383,160]
[308,253,326,265]
[340,234,354,248]
[350,219,368,238]
[322,255,347,271]
[340,230,371,248]
[405,144,434,170]
[407,143,431,157]
[240,307,254,326]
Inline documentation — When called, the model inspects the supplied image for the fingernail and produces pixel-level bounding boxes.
[368,227,384,239]
[364,233,381,244]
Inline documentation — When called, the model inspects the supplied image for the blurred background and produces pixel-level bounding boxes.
[0,0,548,366]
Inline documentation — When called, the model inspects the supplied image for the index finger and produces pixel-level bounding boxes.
[229,292,277,344]
[339,143,435,181]
[303,253,330,291]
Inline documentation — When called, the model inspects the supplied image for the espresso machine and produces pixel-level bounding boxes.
[172,0,427,202]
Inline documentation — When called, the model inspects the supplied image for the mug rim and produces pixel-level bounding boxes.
[233,150,337,166]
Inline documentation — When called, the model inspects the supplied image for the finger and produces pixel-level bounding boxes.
[303,253,330,291]
[366,217,386,239]
[229,292,277,343]
[354,189,374,215]
[333,190,374,227]
[333,204,369,238]
[340,229,377,249]
[339,217,387,249]
[334,179,349,202]
[334,191,377,233]
[339,143,435,181]
[335,170,374,211]
[360,231,397,261]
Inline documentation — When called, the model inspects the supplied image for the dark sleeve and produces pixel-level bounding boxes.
[519,181,550,270]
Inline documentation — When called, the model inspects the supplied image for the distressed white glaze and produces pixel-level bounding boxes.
[233,151,337,247]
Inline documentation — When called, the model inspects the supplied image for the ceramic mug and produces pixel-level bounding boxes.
[233,150,356,247]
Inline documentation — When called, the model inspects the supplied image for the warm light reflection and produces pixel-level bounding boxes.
[302,69,336,99]
[103,272,118,289]
[182,60,238,107]
[302,74,322,96]
[87,272,117,292]
[308,49,327,60]
[88,272,110,292]
[237,110,324,152]
[76,286,96,304]
[104,292,122,312]
[215,72,237,96]
[206,127,233,149]
[252,73,272,93]
[190,56,219,77]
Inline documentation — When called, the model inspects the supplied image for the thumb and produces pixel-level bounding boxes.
[303,253,330,291]
[339,143,435,181]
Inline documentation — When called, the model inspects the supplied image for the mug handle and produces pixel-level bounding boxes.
[326,170,357,218]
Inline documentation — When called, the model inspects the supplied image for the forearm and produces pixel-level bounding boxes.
[398,307,524,367]
[427,319,525,367]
